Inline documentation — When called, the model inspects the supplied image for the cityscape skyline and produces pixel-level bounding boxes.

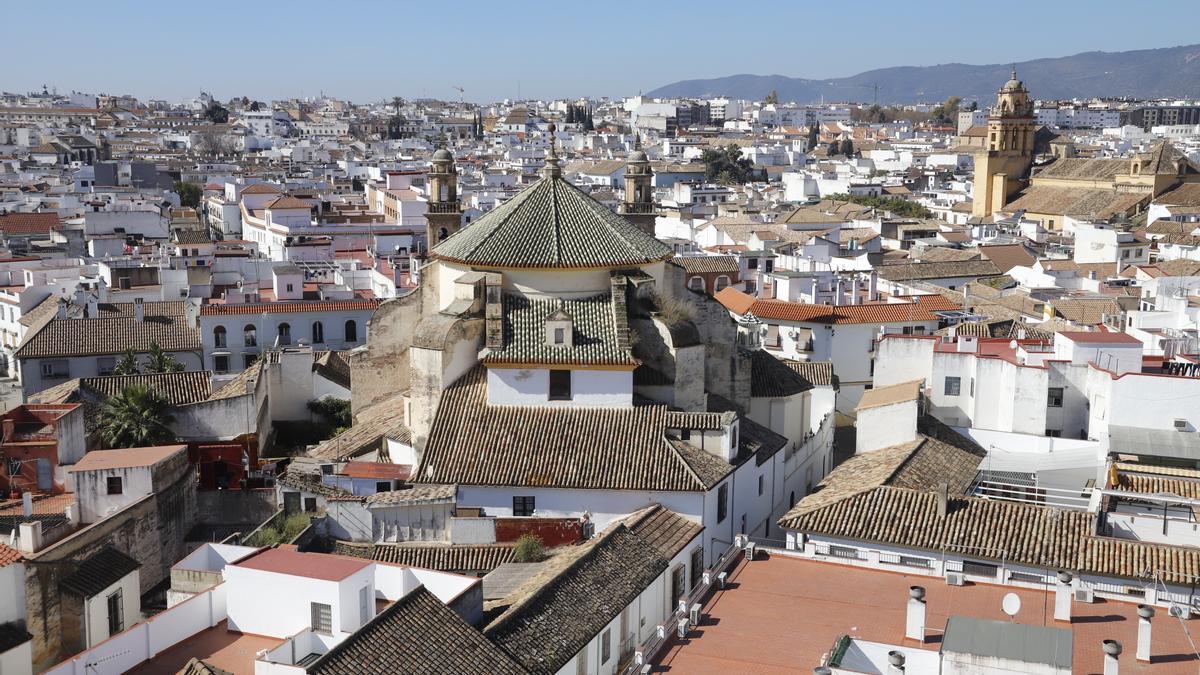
[8,0,1200,103]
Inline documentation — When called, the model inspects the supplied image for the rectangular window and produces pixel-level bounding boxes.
[601,627,611,664]
[553,327,564,344]
[513,496,535,517]
[944,376,961,396]
[375,481,391,493]
[962,560,999,579]
[106,589,124,636]
[359,586,370,625]
[970,378,975,397]
[671,565,686,608]
[310,602,332,633]
[1045,429,1062,438]
[717,483,729,523]
[690,548,704,589]
[214,354,230,373]
[97,357,116,376]
[758,475,764,496]
[548,369,572,401]
[106,476,123,495]
[1048,387,1064,407]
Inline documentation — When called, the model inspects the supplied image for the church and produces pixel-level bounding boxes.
[348,129,836,565]
[968,70,1200,228]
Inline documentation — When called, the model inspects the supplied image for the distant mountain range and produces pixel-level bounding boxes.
[646,44,1200,105]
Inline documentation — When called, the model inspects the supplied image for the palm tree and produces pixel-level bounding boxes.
[113,348,139,375]
[391,96,403,115]
[145,341,183,373]
[96,386,175,449]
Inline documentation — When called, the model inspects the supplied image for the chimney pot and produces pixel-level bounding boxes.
[1054,571,1073,621]
[1137,606,1153,662]
[905,586,926,641]
[1103,639,1122,675]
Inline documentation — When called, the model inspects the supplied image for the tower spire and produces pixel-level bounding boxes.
[543,122,561,178]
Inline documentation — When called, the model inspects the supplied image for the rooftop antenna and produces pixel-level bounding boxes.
[453,86,465,105]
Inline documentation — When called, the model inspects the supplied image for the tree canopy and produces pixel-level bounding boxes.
[203,102,229,124]
[827,193,932,218]
[174,181,202,208]
[96,385,175,449]
[145,341,184,374]
[700,144,756,184]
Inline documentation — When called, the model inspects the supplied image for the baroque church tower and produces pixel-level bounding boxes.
[424,146,461,248]
[619,137,657,236]
[972,69,1037,218]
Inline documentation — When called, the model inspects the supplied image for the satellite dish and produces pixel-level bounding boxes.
[1002,592,1021,618]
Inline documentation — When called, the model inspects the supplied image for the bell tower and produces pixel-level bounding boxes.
[972,68,1037,218]
[424,146,461,248]
[619,136,657,236]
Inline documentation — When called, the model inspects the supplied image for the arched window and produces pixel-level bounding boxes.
[213,325,227,348]
[278,322,291,345]
[714,275,731,291]
[243,324,256,347]
[312,321,324,344]
[688,276,706,292]
[344,319,358,342]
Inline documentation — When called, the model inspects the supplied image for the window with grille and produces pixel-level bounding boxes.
[513,496,535,517]
[690,548,704,589]
[962,560,998,578]
[106,589,123,636]
[311,602,332,633]
[944,376,961,396]
[1048,387,1064,407]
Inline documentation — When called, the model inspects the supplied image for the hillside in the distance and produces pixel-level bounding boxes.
[646,44,1200,104]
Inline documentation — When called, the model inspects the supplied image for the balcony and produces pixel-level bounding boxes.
[620,202,656,215]
[426,201,461,214]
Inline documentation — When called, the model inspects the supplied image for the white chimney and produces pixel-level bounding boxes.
[1103,640,1121,675]
[956,335,978,353]
[905,586,926,642]
[86,295,98,318]
[133,296,145,322]
[22,492,33,517]
[887,650,905,675]
[56,297,68,319]
[851,277,862,305]
[1136,605,1153,662]
[869,269,878,300]
[17,520,42,554]
[1054,571,1072,622]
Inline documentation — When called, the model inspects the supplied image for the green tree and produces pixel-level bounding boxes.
[583,106,594,131]
[145,341,184,373]
[827,140,841,156]
[839,138,854,156]
[828,193,932,218]
[114,348,139,375]
[700,144,755,184]
[96,385,175,449]
[391,96,403,114]
[174,181,202,208]
[765,89,779,105]
[249,100,262,112]
[307,397,352,434]
[807,125,820,150]
[203,102,229,124]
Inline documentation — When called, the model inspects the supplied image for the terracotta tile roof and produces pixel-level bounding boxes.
[60,547,140,596]
[0,212,60,234]
[717,288,950,324]
[416,366,721,492]
[235,546,371,581]
[308,393,409,461]
[1007,186,1146,219]
[676,255,739,275]
[309,586,526,675]
[750,350,814,397]
[238,183,281,195]
[335,540,517,574]
[199,299,382,315]
[431,175,673,269]
[485,523,669,675]
[876,260,1002,282]
[17,302,200,358]
[484,291,635,367]
[979,243,1037,273]
[77,371,213,405]
[784,360,837,387]
[621,504,703,559]
[340,461,411,481]
[0,543,22,567]
[366,484,455,506]
[265,196,313,210]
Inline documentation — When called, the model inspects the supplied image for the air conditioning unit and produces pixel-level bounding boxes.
[1074,587,1095,603]
[1175,419,1189,431]
[945,571,965,586]
[1170,603,1192,619]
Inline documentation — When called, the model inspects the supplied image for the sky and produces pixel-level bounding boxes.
[8,0,1200,104]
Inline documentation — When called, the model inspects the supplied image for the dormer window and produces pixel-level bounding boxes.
[545,308,573,348]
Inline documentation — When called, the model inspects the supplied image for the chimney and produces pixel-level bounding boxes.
[1103,640,1121,675]
[887,650,905,675]
[851,277,862,305]
[56,297,68,319]
[86,295,98,318]
[905,586,926,642]
[133,296,144,322]
[22,492,32,518]
[835,278,845,305]
[16,520,42,554]
[936,483,948,518]
[1054,571,1073,622]
[869,269,878,301]
[1136,605,1153,662]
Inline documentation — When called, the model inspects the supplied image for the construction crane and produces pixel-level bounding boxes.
[858,83,879,106]
[452,86,465,105]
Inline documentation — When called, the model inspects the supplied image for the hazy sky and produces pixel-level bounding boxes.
[8,0,1200,103]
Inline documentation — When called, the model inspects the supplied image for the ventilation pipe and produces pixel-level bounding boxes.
[905,586,926,641]
[1102,640,1121,675]
[1054,571,1072,622]
[1136,605,1153,662]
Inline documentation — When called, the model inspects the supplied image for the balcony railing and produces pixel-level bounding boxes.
[426,201,461,214]
[620,202,656,214]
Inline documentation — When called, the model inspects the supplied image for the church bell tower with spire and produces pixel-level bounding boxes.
[620,136,657,236]
[424,146,461,248]
[972,68,1037,218]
